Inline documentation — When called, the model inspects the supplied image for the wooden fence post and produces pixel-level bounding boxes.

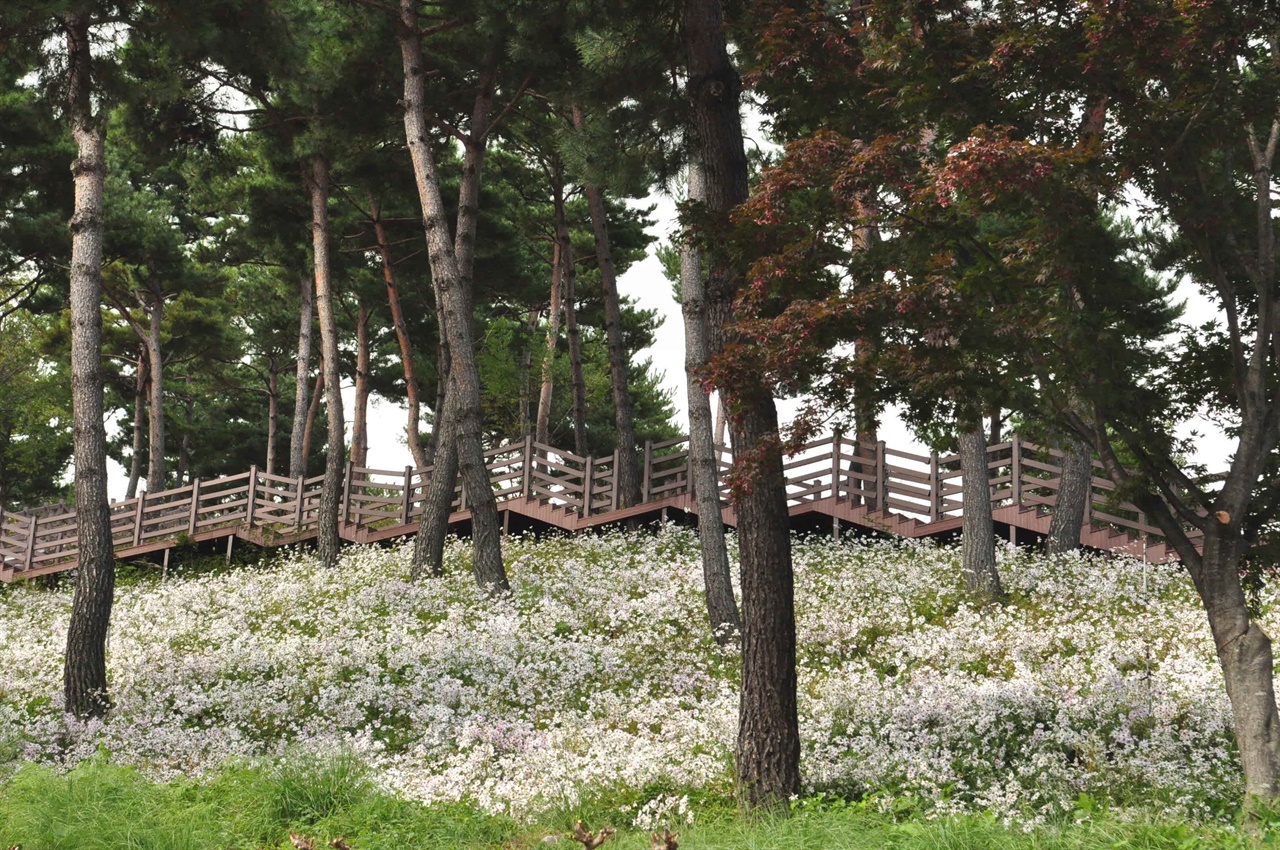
[642,440,653,502]
[929,452,941,522]
[340,461,354,525]
[521,436,533,498]
[24,515,36,570]
[187,478,202,535]
[831,430,842,502]
[875,440,888,511]
[294,475,306,531]
[1010,435,1022,505]
[246,466,258,529]
[610,450,620,511]
[133,492,146,547]
[582,457,594,517]
[401,465,413,524]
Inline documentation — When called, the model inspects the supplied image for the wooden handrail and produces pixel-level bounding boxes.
[0,432,1206,580]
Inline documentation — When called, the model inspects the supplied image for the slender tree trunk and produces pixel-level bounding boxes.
[519,306,540,436]
[178,390,192,484]
[1045,436,1092,554]
[397,5,506,591]
[302,362,324,474]
[682,0,799,808]
[572,107,642,504]
[266,364,280,476]
[289,272,314,480]
[62,11,115,719]
[959,423,1003,602]
[681,156,740,642]
[536,237,564,447]
[853,341,879,507]
[126,349,147,500]
[146,293,165,489]
[307,155,344,568]
[352,304,372,469]
[557,187,588,456]
[370,195,429,470]
[714,395,728,446]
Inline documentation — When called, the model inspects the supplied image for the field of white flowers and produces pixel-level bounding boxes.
[0,528,1254,824]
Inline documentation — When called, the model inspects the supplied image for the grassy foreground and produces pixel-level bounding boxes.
[0,757,1273,849]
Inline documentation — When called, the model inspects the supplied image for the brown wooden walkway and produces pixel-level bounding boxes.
[0,434,1197,582]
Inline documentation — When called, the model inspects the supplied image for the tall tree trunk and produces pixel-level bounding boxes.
[397,5,507,592]
[682,0,799,808]
[289,272,314,480]
[1045,436,1092,554]
[572,106,642,505]
[266,363,280,476]
[126,348,147,500]
[178,389,193,484]
[370,195,429,470]
[681,155,740,643]
[427,332,450,464]
[958,423,1003,602]
[308,155,344,568]
[302,360,324,472]
[352,304,372,469]
[519,306,540,436]
[146,292,165,489]
[62,10,115,719]
[411,379,457,580]
[556,179,588,457]
[536,237,564,448]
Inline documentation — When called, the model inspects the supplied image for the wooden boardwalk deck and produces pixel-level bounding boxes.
[0,434,1198,582]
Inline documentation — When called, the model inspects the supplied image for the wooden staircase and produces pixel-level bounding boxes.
[0,433,1201,583]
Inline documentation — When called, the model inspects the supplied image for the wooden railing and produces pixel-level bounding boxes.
[0,433,1201,580]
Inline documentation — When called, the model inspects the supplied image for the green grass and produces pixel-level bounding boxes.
[2,757,1278,849]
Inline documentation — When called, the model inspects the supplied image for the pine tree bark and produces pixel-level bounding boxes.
[266,362,280,476]
[1045,436,1092,555]
[145,291,165,489]
[572,106,642,505]
[519,306,540,435]
[126,349,147,500]
[427,333,450,464]
[370,195,429,470]
[536,237,564,448]
[558,188,588,457]
[352,304,372,469]
[308,155,344,568]
[397,4,507,592]
[302,367,323,470]
[289,272,314,480]
[681,155,740,643]
[681,0,799,808]
[62,10,115,719]
[958,424,1003,602]
[412,379,457,581]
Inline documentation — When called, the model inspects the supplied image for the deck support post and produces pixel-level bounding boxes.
[874,440,888,512]
[246,467,258,529]
[133,492,145,547]
[831,430,842,502]
[610,450,620,511]
[929,452,941,522]
[401,465,414,524]
[294,475,305,531]
[833,515,841,540]
[642,440,653,503]
[341,461,354,526]
[521,436,533,498]
[162,546,170,579]
[1010,435,1022,506]
[24,515,37,571]
[187,479,202,536]
[226,534,235,565]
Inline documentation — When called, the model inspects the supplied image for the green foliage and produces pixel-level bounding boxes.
[0,757,1272,850]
